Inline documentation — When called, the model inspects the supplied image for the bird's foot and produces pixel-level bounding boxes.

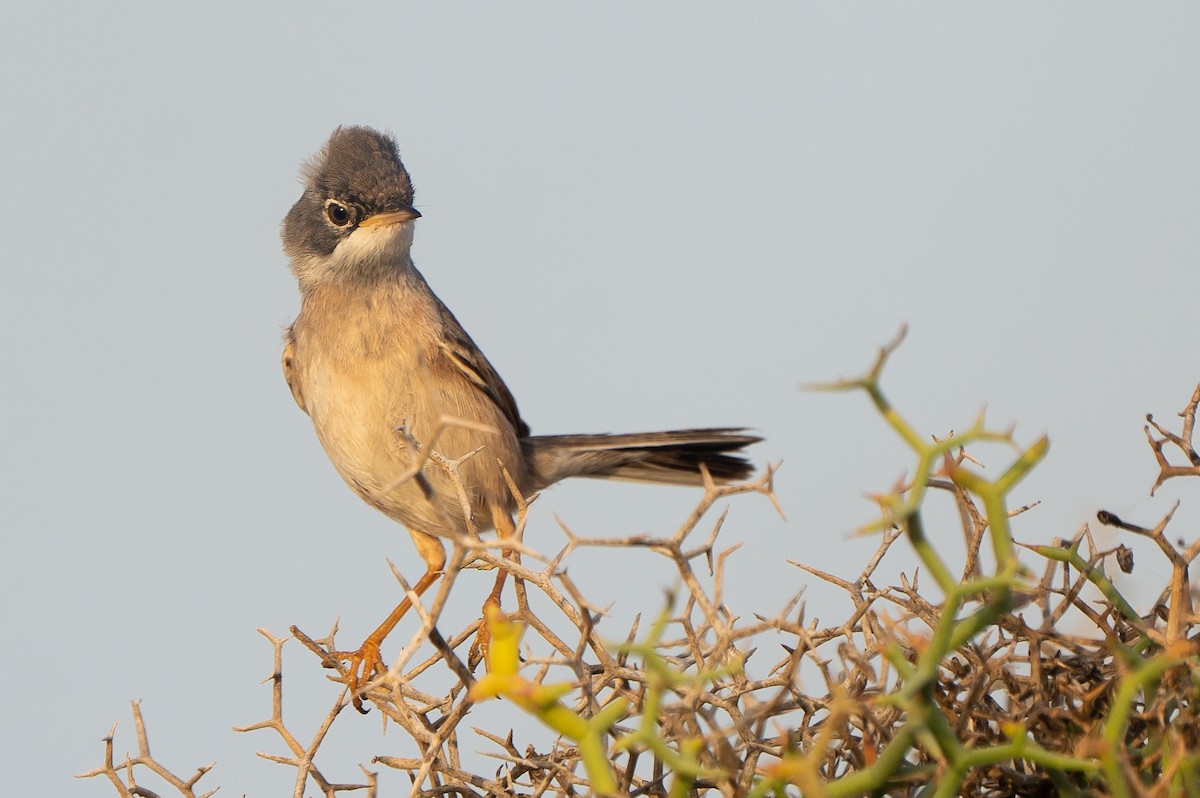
[332,638,385,713]
[468,594,503,672]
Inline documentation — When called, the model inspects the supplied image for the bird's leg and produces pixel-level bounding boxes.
[485,506,519,612]
[470,506,518,670]
[337,531,446,713]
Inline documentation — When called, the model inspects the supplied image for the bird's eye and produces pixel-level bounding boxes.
[324,200,356,228]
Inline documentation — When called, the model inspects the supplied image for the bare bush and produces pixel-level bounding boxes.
[82,335,1200,797]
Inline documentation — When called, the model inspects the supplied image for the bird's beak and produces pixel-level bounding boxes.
[359,206,422,228]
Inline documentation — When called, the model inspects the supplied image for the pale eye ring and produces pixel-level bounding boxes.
[324,199,357,228]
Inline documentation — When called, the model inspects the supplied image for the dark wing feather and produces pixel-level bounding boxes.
[435,304,531,438]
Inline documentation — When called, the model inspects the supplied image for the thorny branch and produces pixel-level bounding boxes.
[77,701,217,798]
[1145,382,1200,494]
[83,383,1200,797]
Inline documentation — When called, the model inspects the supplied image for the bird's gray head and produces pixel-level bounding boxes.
[282,126,421,290]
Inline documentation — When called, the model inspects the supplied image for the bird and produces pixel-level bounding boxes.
[280,125,759,710]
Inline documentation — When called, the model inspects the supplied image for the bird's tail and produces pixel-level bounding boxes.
[523,428,760,490]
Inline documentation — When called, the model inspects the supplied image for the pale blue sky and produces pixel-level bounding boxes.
[2,4,1198,795]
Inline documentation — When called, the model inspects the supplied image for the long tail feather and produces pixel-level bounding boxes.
[524,428,760,489]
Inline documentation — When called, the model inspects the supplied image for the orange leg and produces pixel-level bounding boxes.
[470,507,518,669]
[338,530,445,713]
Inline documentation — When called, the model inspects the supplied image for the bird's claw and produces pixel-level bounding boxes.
[334,639,385,713]
[468,595,503,672]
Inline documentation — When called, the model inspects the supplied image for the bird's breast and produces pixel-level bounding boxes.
[287,280,521,534]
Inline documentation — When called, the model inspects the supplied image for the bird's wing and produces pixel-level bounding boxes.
[281,333,309,415]
[436,308,531,439]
